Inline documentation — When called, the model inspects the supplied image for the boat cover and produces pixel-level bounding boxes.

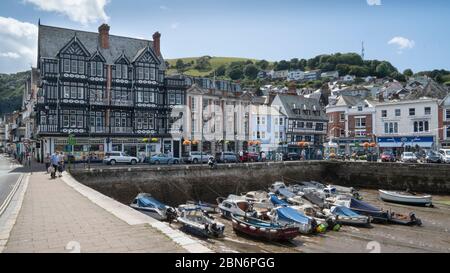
[278,188,296,199]
[138,196,166,210]
[270,195,289,207]
[303,192,326,208]
[332,206,361,217]
[350,198,380,212]
[276,207,310,225]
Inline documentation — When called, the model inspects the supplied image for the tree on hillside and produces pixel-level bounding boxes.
[227,68,244,80]
[256,60,269,70]
[275,60,290,71]
[391,72,407,82]
[244,64,259,80]
[175,59,185,71]
[376,62,397,78]
[194,56,212,71]
[403,69,414,77]
[215,65,226,77]
[336,64,350,76]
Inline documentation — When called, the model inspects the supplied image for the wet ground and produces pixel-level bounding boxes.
[169,190,450,253]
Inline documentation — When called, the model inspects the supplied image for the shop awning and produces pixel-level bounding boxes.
[377,136,434,148]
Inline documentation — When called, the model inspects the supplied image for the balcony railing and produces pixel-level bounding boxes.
[89,98,109,106]
[37,125,58,133]
[89,127,109,134]
[111,100,134,107]
[110,127,133,134]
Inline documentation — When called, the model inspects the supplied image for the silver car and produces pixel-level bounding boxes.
[103,152,139,165]
[182,151,212,164]
[401,152,418,163]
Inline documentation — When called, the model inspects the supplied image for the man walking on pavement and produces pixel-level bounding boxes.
[50,152,59,179]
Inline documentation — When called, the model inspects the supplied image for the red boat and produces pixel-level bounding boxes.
[231,214,300,241]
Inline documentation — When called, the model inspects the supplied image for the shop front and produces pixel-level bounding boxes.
[377,136,435,156]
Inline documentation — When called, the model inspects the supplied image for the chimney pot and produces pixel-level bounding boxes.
[153,31,161,57]
[98,24,110,49]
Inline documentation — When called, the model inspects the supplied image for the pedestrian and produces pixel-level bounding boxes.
[301,149,306,161]
[44,153,50,173]
[317,149,322,160]
[58,152,65,177]
[50,152,59,179]
[261,151,266,162]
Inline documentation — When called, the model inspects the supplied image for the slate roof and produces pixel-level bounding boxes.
[38,24,165,69]
[274,94,327,121]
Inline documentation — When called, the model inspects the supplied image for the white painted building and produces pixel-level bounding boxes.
[374,98,440,154]
[287,70,304,81]
[250,102,287,153]
[440,94,450,148]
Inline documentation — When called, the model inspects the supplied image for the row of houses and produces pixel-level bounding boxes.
[326,95,450,155]
[1,22,449,162]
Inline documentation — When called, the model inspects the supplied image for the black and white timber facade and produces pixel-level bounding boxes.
[35,23,187,160]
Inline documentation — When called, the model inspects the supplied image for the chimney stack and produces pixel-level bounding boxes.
[98,24,110,49]
[153,31,161,57]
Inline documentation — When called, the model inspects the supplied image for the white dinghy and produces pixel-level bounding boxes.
[379,190,432,206]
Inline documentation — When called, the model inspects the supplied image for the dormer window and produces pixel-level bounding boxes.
[91,61,104,77]
[115,64,128,79]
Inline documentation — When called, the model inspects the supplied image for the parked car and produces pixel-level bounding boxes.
[380,152,396,162]
[149,154,180,165]
[439,149,450,163]
[215,152,239,163]
[103,152,139,165]
[401,152,418,163]
[426,151,441,164]
[282,152,301,161]
[182,152,212,164]
[240,152,259,162]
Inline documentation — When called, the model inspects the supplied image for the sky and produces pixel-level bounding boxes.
[0,0,449,74]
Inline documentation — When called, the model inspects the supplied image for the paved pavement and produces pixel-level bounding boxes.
[3,170,186,253]
[0,155,22,209]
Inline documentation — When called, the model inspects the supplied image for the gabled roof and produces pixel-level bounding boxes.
[38,24,164,68]
[273,94,327,121]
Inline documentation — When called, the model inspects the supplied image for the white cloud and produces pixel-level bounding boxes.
[388,36,415,52]
[0,17,38,72]
[367,0,382,5]
[171,22,179,29]
[24,0,110,25]
[0,52,21,59]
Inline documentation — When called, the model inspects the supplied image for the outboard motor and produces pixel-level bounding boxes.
[166,207,178,224]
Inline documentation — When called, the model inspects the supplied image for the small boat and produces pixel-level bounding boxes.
[269,194,332,233]
[177,206,225,238]
[267,206,314,234]
[186,200,219,213]
[269,182,288,193]
[243,191,271,203]
[333,196,422,226]
[379,190,433,207]
[325,206,371,227]
[130,193,176,221]
[231,214,300,241]
[217,195,257,219]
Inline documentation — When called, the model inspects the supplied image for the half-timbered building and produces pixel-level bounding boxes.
[35,23,187,160]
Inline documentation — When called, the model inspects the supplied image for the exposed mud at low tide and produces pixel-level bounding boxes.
[167,190,450,253]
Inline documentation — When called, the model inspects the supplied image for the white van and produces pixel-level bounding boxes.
[439,149,450,163]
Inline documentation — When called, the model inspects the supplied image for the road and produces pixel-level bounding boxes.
[0,155,22,210]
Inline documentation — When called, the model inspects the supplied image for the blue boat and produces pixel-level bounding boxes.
[329,206,371,227]
[177,206,225,238]
[268,207,314,234]
[130,193,176,221]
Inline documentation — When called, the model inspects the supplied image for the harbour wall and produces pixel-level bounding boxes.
[70,161,450,206]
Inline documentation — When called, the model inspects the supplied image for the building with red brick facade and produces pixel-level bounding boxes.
[325,96,376,154]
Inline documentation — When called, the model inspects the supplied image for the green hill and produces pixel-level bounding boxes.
[0,71,28,115]
[166,56,266,77]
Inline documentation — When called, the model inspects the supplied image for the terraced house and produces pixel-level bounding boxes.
[35,23,187,161]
